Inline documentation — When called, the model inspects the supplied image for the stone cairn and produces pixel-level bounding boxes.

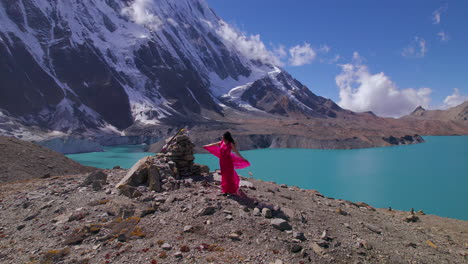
[116,135,209,198]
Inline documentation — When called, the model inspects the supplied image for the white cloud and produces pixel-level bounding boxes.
[432,5,447,24]
[122,0,163,31]
[216,22,282,66]
[437,31,449,41]
[402,36,427,58]
[328,54,341,64]
[336,52,432,117]
[288,43,316,66]
[273,45,287,59]
[443,88,468,108]
[318,45,331,53]
[433,10,441,24]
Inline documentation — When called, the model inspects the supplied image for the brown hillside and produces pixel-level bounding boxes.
[0,136,95,182]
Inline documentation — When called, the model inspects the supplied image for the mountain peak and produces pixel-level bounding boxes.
[411,106,426,115]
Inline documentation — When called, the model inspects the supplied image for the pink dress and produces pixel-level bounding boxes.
[203,141,250,194]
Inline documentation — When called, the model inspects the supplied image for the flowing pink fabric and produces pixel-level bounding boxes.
[204,141,250,194]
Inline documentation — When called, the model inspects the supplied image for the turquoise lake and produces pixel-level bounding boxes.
[66,136,468,220]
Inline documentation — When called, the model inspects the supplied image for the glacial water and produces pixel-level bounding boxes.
[66,136,468,220]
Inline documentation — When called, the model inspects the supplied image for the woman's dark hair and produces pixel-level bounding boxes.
[223,131,235,145]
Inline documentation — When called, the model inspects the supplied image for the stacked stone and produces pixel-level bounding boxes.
[116,134,209,198]
[163,135,195,177]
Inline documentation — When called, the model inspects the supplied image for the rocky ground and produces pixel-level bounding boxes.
[0,168,467,264]
[0,136,95,182]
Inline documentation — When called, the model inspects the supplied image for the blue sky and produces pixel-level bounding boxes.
[207,0,468,116]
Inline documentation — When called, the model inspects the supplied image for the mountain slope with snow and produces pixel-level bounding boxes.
[0,0,344,135]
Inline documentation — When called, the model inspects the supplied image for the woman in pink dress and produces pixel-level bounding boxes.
[203,131,250,194]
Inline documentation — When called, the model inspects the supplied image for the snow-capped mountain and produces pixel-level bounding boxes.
[0,0,343,134]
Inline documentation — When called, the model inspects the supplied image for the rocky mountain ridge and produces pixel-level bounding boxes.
[0,0,344,136]
[403,101,468,122]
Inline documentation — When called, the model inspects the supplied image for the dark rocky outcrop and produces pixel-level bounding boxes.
[382,135,424,146]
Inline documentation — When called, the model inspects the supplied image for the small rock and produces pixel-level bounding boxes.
[357,239,372,250]
[253,208,261,216]
[316,239,329,248]
[154,197,166,203]
[68,211,86,222]
[336,208,348,216]
[271,218,292,231]
[82,171,108,186]
[198,206,216,216]
[292,231,306,241]
[416,210,426,215]
[117,233,127,242]
[406,242,417,248]
[228,233,241,241]
[320,230,331,241]
[118,185,142,198]
[174,251,183,258]
[183,225,193,233]
[162,243,172,250]
[362,223,382,234]
[166,195,176,203]
[405,214,420,223]
[291,244,302,253]
[262,208,272,218]
[280,184,288,188]
[16,225,26,230]
[225,215,234,220]
[311,243,326,255]
[24,212,39,221]
[92,181,104,191]
[140,208,156,217]
[223,210,233,214]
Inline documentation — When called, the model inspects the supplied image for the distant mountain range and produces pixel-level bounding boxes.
[0,0,466,152]
[403,102,468,122]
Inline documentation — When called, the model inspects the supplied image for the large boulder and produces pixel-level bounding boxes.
[82,170,108,191]
[115,156,152,189]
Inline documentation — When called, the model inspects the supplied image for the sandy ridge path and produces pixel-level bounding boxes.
[0,169,467,263]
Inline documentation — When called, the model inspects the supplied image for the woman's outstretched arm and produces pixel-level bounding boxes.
[231,144,248,162]
[203,141,221,147]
